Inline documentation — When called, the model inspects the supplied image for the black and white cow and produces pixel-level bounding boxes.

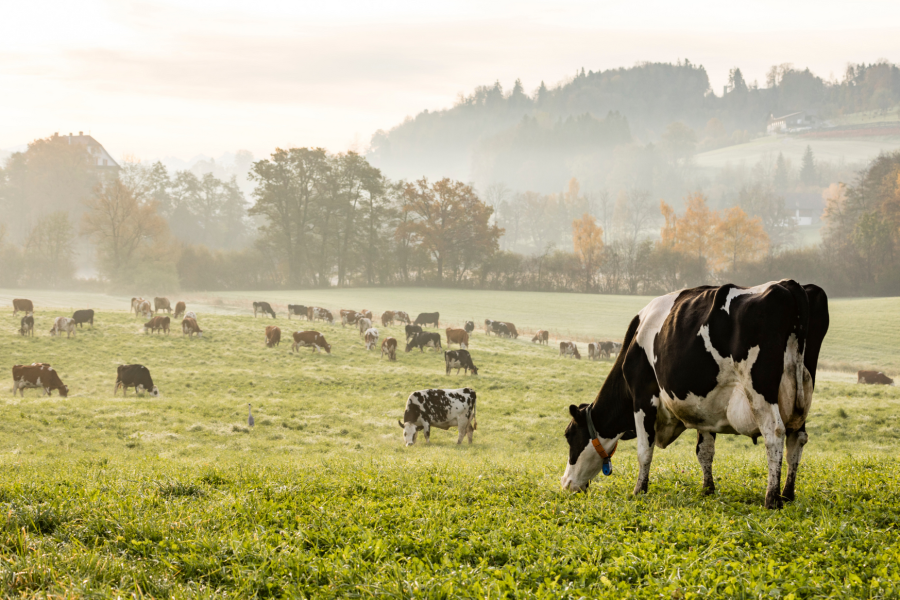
[114,364,160,397]
[561,281,829,509]
[398,388,477,446]
[406,331,442,352]
[444,350,479,375]
[287,304,308,320]
[405,324,423,341]
[464,321,475,334]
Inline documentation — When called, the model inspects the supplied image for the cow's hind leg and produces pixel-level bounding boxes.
[781,425,808,502]
[633,407,657,495]
[695,432,716,494]
[747,393,786,509]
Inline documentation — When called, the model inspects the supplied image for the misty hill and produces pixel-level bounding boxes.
[368,60,900,192]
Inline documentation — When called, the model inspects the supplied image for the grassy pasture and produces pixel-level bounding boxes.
[1,290,900,597]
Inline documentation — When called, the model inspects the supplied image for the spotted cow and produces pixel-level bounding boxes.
[559,341,580,359]
[291,330,332,354]
[253,301,276,319]
[381,337,398,361]
[532,330,549,345]
[11,363,69,397]
[288,304,308,320]
[444,350,479,375]
[398,388,477,446]
[50,317,76,338]
[364,328,379,351]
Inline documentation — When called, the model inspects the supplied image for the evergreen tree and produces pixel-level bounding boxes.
[774,153,789,190]
[800,145,817,185]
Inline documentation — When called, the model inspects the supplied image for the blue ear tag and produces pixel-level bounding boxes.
[601,458,613,476]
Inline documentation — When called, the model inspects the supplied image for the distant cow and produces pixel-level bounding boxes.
[406,331,442,353]
[360,310,373,320]
[588,342,600,361]
[532,330,549,345]
[288,304,308,320]
[253,301,276,318]
[144,316,170,335]
[358,318,373,337]
[491,321,511,338]
[394,311,411,325]
[381,311,395,326]
[414,312,440,327]
[398,387,477,446]
[381,337,398,361]
[174,302,186,318]
[266,325,281,348]
[464,321,475,334]
[182,317,203,338]
[138,300,153,318]
[154,297,172,313]
[309,307,333,323]
[50,317,76,338]
[597,341,618,359]
[405,324,423,341]
[72,309,94,328]
[291,330,332,354]
[114,364,159,397]
[13,298,33,316]
[858,370,894,385]
[19,315,34,337]
[445,327,469,349]
[444,350,479,375]
[364,328,379,351]
[484,319,495,335]
[559,341,581,359]
[11,363,68,397]
[502,322,519,339]
[131,297,143,315]
[341,309,361,327]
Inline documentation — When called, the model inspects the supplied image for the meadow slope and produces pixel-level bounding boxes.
[0,289,899,597]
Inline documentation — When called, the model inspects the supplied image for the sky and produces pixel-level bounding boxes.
[2,0,899,163]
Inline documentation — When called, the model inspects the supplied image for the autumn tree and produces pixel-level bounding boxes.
[715,206,769,272]
[572,213,604,292]
[678,193,721,270]
[24,211,77,283]
[398,178,502,284]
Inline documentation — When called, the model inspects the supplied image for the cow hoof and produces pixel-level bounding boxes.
[702,485,716,496]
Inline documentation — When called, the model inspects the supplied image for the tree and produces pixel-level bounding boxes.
[660,122,697,172]
[800,145,817,185]
[572,213,604,292]
[398,178,502,284]
[715,206,769,272]
[728,67,748,94]
[774,152,790,191]
[24,211,76,284]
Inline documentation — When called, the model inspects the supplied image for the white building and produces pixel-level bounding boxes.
[53,131,119,170]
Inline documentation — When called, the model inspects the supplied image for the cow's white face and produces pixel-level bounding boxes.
[560,404,614,492]
[150,386,160,397]
[398,421,419,446]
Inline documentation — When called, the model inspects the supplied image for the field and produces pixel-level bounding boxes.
[1,288,900,597]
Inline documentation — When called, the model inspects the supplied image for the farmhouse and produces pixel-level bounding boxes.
[54,132,120,170]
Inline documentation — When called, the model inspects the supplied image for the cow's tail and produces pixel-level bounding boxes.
[781,280,810,409]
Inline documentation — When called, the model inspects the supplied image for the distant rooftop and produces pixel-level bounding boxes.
[52,131,119,169]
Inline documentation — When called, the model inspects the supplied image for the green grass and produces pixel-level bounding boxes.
[695,134,900,170]
[1,290,900,597]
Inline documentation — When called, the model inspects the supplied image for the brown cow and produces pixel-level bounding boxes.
[381,337,397,361]
[11,363,68,397]
[502,322,519,339]
[137,300,153,318]
[341,310,361,327]
[266,325,281,348]
[182,317,203,338]
[381,311,395,326]
[144,315,170,335]
[858,370,894,385]
[360,309,373,320]
[13,299,33,316]
[291,330,332,354]
[174,301,186,318]
[154,297,172,313]
[532,330,549,345]
[445,327,469,349]
[132,297,146,316]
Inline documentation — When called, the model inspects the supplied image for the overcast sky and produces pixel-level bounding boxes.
[2,0,899,163]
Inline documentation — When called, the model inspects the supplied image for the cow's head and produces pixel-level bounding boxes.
[137,385,161,397]
[321,339,332,353]
[405,341,414,353]
[58,385,69,397]
[561,403,615,493]
[398,420,422,446]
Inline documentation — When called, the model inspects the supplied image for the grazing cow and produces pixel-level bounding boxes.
[561,281,829,509]
[364,328,379,351]
[358,318,373,337]
[360,310,373,320]
[182,317,203,338]
[13,298,33,316]
[491,321,511,338]
[398,388,477,446]
[484,319,495,335]
[340,309,361,327]
[265,325,281,348]
[587,342,600,361]
[131,297,143,315]
[445,327,469,349]
[381,311,395,327]
[50,317,76,338]
[405,324,423,341]
[11,363,68,397]
[559,341,581,359]
[19,315,34,337]
[138,300,153,318]
[414,312,440,327]
[144,316,170,335]
[72,309,94,328]
[253,301,276,318]
[288,304,308,320]
[444,350,479,375]
[381,337,398,361]
[464,321,475,334]
[857,370,894,385]
[291,330,332,354]
[309,307,334,323]
[532,330,549,345]
[406,331,442,353]
[174,302,186,318]
[502,322,519,338]
[114,364,159,397]
[394,311,411,325]
[154,297,172,313]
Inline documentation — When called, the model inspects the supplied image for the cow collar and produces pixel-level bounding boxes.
[585,404,616,476]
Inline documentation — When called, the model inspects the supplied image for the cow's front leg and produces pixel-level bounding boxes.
[423,423,431,444]
[633,407,656,495]
[456,417,468,444]
[749,395,786,508]
[781,425,808,502]
[695,432,716,494]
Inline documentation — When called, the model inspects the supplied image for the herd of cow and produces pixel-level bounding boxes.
[7,281,898,508]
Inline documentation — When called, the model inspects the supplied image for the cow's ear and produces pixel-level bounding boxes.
[569,404,580,420]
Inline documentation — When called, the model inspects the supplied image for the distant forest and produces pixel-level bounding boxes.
[369,60,900,193]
